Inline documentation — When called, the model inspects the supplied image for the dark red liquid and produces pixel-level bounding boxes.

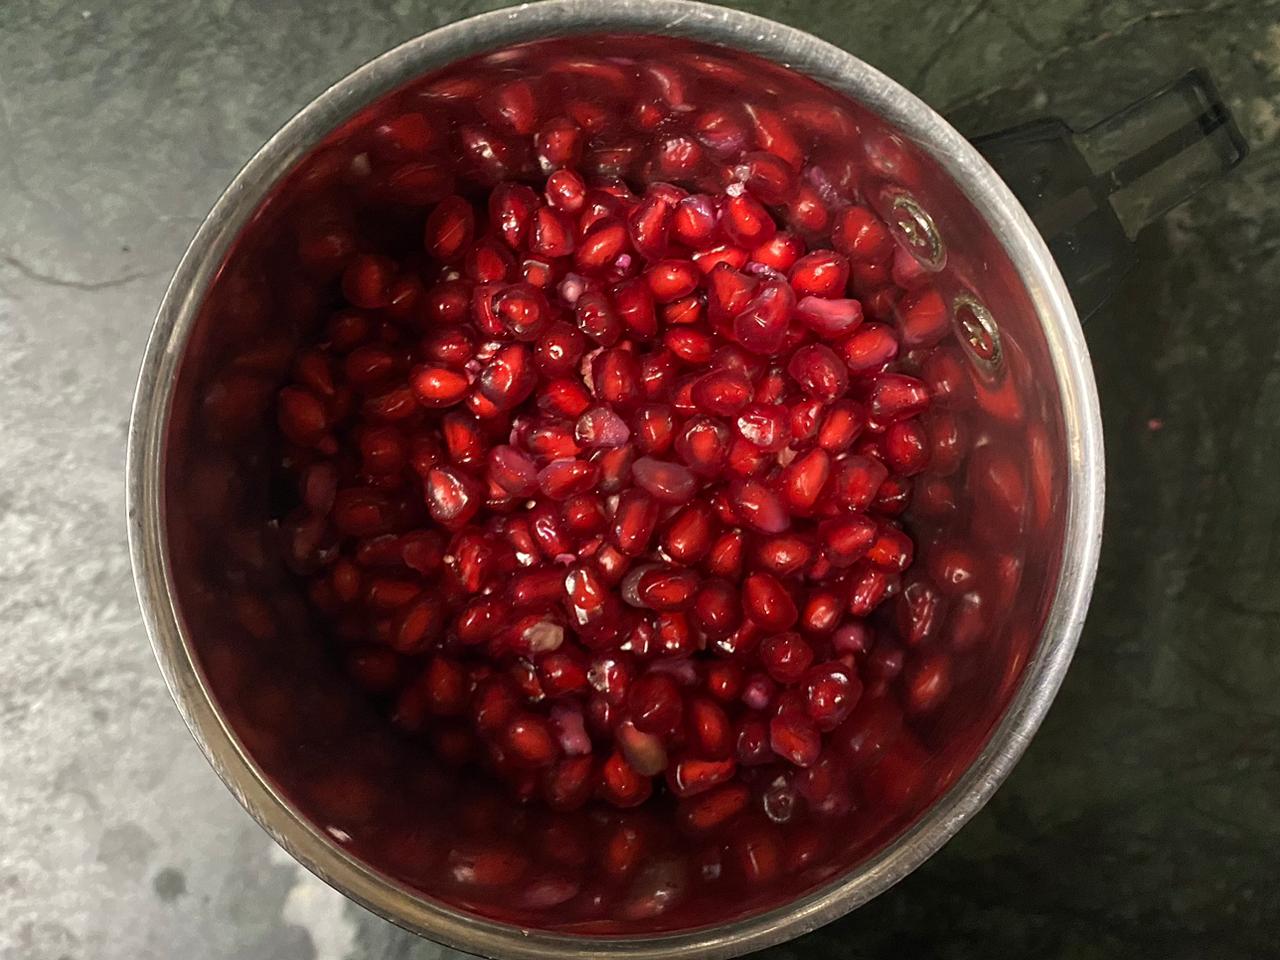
[165,34,1066,934]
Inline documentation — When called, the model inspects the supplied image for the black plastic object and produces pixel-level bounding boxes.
[973,69,1248,320]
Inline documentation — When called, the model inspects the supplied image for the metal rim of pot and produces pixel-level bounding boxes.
[127,2,1104,957]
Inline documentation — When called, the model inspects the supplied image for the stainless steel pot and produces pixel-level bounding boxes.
[127,1,1243,956]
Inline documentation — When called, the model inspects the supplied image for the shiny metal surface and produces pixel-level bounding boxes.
[127,1,1104,957]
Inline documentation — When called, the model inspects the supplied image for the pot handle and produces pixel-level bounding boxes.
[970,69,1247,320]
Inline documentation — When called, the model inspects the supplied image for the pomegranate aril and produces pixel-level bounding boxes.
[780,448,831,514]
[758,632,814,684]
[865,525,914,572]
[787,344,848,400]
[694,107,747,157]
[631,456,696,504]
[615,720,669,776]
[630,404,676,455]
[768,712,820,767]
[592,347,643,408]
[733,278,794,355]
[478,343,536,412]
[803,663,861,731]
[847,562,893,616]
[528,500,573,558]
[692,578,742,637]
[663,299,707,338]
[535,116,583,172]
[503,712,560,768]
[644,259,700,303]
[383,159,454,206]
[537,459,600,500]
[600,751,652,808]
[796,296,863,339]
[721,193,776,248]
[545,168,587,211]
[594,443,636,494]
[488,183,538,249]
[734,404,791,452]
[675,416,731,477]
[668,757,736,797]
[832,205,892,262]
[531,323,585,379]
[628,672,684,738]
[421,327,475,370]
[841,322,900,373]
[450,530,500,591]
[755,535,812,579]
[278,387,329,446]
[735,715,773,766]
[633,566,699,611]
[371,111,435,158]
[446,845,529,887]
[627,192,674,260]
[663,502,715,564]
[905,653,952,713]
[532,378,588,421]
[542,754,596,811]
[639,349,678,400]
[749,103,803,169]
[421,656,468,716]
[787,182,832,235]
[897,287,949,347]
[884,419,931,476]
[866,372,931,421]
[926,543,981,599]
[832,455,889,511]
[864,284,899,322]
[705,528,746,579]
[612,279,659,341]
[743,572,798,631]
[572,292,620,346]
[729,479,789,534]
[422,196,475,263]
[425,466,481,529]
[800,589,844,635]
[611,489,659,556]
[655,134,706,179]
[819,513,878,567]
[423,279,473,327]
[341,254,395,309]
[967,444,1029,538]
[691,368,752,417]
[569,405,628,449]
[487,445,538,496]
[528,206,576,258]
[494,282,551,340]
[592,542,632,588]
[465,237,517,283]
[678,783,751,833]
[788,250,848,299]
[600,820,648,882]
[575,217,629,274]
[458,599,510,647]
[510,562,570,606]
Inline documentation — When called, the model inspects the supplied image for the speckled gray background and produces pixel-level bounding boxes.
[2,1,1278,958]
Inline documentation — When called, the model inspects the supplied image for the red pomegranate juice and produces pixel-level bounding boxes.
[167,33,1064,933]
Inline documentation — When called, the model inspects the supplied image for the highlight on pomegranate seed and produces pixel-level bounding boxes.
[182,31,1045,937]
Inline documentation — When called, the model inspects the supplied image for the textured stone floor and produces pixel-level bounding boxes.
[1,1,1277,958]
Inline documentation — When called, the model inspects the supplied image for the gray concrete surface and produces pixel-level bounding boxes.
[2,1,1278,959]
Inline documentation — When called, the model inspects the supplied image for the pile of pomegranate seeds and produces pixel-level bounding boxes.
[204,35,1052,928]
[277,163,937,814]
